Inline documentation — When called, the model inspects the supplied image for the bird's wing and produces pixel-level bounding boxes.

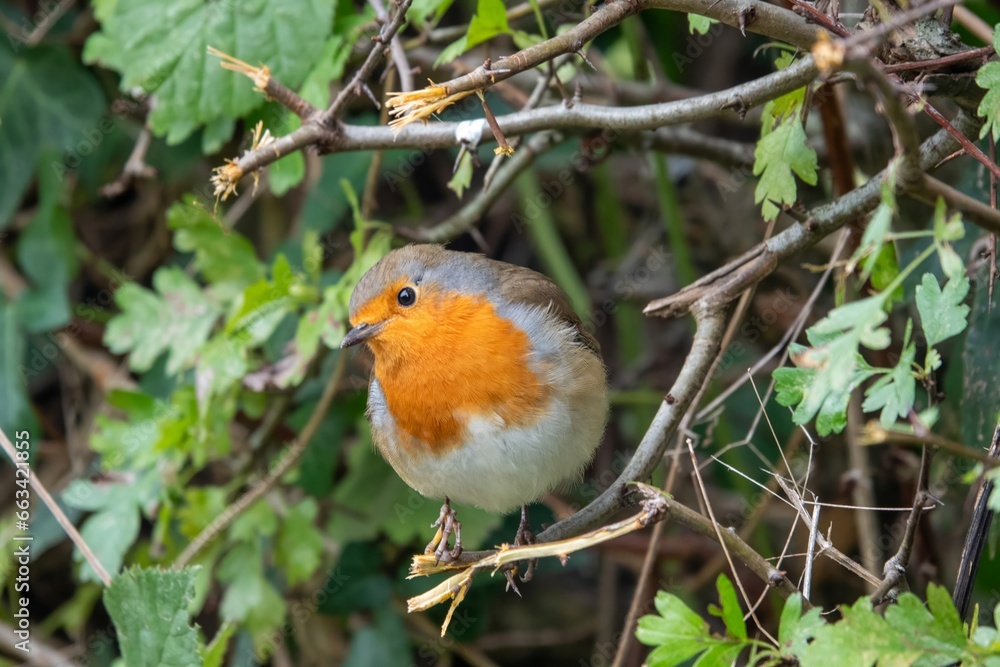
[493,261,601,355]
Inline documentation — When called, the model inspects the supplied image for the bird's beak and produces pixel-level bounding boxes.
[341,321,387,349]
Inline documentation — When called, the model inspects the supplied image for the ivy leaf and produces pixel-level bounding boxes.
[688,14,718,35]
[753,116,818,221]
[0,295,39,437]
[916,273,970,347]
[168,197,264,286]
[103,567,201,667]
[104,267,222,374]
[0,44,105,228]
[84,0,334,146]
[14,161,78,332]
[976,26,1000,142]
[436,0,511,66]
[862,321,916,428]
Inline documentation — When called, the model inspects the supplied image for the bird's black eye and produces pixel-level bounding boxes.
[397,286,416,307]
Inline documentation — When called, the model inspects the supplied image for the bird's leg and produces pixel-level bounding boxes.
[425,497,463,564]
[504,504,538,594]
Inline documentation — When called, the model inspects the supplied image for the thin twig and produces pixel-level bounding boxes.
[0,427,112,586]
[322,0,414,124]
[870,486,932,606]
[687,440,779,644]
[369,0,414,92]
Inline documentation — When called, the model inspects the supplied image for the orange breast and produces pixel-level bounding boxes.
[366,291,548,454]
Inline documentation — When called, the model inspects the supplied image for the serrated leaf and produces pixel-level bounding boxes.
[0,44,105,228]
[167,197,264,285]
[778,594,825,657]
[977,28,1000,142]
[84,0,334,145]
[916,273,970,347]
[862,322,916,428]
[104,267,222,374]
[753,116,818,221]
[637,591,712,666]
[103,567,201,667]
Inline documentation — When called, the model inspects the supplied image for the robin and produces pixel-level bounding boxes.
[341,244,608,580]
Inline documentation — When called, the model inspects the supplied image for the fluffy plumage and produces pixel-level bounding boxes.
[346,244,608,512]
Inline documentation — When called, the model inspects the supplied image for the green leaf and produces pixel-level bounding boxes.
[200,623,235,667]
[0,295,38,437]
[688,14,718,34]
[862,321,916,428]
[637,591,711,666]
[448,150,474,198]
[276,499,324,585]
[409,0,457,24]
[63,474,159,582]
[167,197,264,285]
[916,273,970,347]
[104,267,222,374]
[851,176,896,283]
[774,292,890,435]
[711,574,747,640]
[103,567,201,667]
[436,0,511,66]
[84,0,334,145]
[753,116,818,221]
[799,596,917,666]
[14,160,78,332]
[977,26,1000,142]
[778,594,824,657]
[932,197,965,243]
[0,44,105,228]
[224,254,299,346]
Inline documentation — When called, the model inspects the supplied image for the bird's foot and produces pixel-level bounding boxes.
[425,497,463,564]
[504,504,538,595]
